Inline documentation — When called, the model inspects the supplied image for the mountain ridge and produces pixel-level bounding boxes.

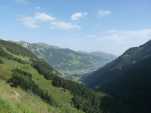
[0,39,112,113]
[18,41,116,80]
[83,40,151,88]
[83,40,151,113]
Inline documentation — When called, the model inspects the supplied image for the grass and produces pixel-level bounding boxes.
[0,57,84,113]
[0,41,85,113]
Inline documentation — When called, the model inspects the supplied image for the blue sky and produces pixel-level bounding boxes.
[0,0,151,55]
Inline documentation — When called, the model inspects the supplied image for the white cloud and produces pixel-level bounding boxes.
[91,29,151,55]
[34,12,56,22]
[19,12,55,28]
[19,16,39,28]
[51,21,80,30]
[29,28,150,56]
[71,12,88,21]
[98,10,112,17]
[19,12,80,30]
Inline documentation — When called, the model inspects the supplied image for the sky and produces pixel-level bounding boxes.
[0,0,151,55]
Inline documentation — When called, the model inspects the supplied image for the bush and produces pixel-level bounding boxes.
[0,59,3,64]
[0,47,27,64]
[8,69,56,106]
[0,40,36,58]
[32,59,104,113]
[32,60,59,80]
[52,77,103,113]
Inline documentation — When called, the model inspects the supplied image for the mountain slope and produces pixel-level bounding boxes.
[84,40,151,88]
[83,40,151,113]
[19,41,115,80]
[0,39,110,113]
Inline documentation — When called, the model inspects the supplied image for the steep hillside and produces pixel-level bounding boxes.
[0,39,109,113]
[84,40,151,88]
[19,41,115,80]
[83,40,151,113]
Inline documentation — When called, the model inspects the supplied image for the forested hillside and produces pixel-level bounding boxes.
[84,40,151,113]
[0,39,111,113]
[19,41,115,80]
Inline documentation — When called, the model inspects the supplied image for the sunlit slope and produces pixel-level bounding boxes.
[0,40,106,113]
[0,40,84,113]
[19,41,115,79]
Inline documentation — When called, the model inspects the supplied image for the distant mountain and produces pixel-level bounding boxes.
[90,51,115,59]
[0,39,111,113]
[83,40,151,113]
[84,40,151,88]
[19,41,116,80]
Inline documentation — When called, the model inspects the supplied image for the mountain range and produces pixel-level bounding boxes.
[83,40,151,113]
[18,41,115,80]
[0,39,114,113]
[1,39,151,113]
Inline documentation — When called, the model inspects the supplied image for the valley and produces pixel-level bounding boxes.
[19,41,115,81]
[0,39,108,113]
[0,1,150,113]
[0,38,151,113]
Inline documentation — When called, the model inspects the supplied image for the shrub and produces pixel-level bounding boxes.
[0,58,3,64]
[0,47,27,64]
[32,60,59,80]
[32,59,104,113]
[0,40,36,58]
[8,69,56,106]
[52,77,102,113]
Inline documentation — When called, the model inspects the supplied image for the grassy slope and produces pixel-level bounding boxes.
[19,42,115,78]
[0,41,84,113]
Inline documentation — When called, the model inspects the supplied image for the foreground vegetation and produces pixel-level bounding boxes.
[0,40,111,113]
[1,39,147,113]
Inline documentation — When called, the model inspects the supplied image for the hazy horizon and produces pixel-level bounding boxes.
[1,37,150,56]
